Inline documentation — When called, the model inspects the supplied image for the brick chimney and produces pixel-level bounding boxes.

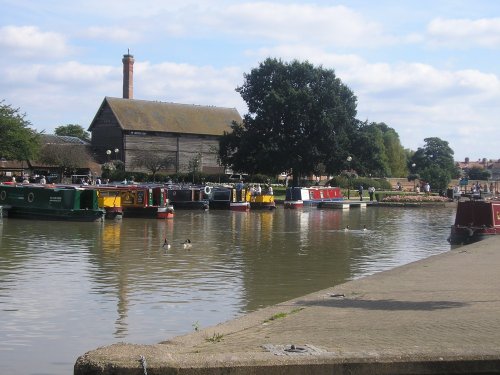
[122,50,134,99]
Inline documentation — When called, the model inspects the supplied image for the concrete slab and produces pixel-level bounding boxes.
[75,236,500,375]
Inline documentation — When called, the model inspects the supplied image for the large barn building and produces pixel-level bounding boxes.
[88,53,241,175]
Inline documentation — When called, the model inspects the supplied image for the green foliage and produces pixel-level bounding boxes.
[466,166,491,180]
[409,137,458,191]
[351,122,390,177]
[350,122,407,177]
[327,176,391,190]
[54,124,90,142]
[219,58,358,185]
[382,126,408,177]
[0,100,40,160]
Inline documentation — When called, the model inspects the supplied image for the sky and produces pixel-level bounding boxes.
[1,0,500,162]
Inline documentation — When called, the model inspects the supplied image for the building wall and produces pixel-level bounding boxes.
[90,105,123,162]
[124,133,222,174]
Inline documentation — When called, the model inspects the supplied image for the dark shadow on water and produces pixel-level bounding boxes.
[295,298,467,311]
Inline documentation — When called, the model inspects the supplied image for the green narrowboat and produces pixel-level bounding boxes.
[0,184,105,221]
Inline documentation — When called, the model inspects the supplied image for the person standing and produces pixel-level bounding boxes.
[358,185,364,201]
[236,180,244,202]
[424,182,430,195]
[368,186,375,201]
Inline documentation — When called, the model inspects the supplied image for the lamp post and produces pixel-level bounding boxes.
[412,163,416,191]
[106,149,111,161]
[114,148,119,161]
[347,156,352,199]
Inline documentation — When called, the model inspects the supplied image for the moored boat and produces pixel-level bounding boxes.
[97,190,123,219]
[448,197,500,245]
[246,191,276,210]
[168,185,210,210]
[284,186,343,208]
[92,185,174,219]
[209,186,250,211]
[0,184,105,221]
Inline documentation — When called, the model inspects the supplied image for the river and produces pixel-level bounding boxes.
[0,205,456,375]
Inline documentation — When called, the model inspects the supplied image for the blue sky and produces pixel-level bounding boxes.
[2,0,500,162]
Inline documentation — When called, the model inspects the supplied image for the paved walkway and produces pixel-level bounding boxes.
[75,237,500,374]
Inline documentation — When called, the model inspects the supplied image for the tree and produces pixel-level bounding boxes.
[54,124,90,142]
[39,143,93,182]
[219,58,358,186]
[380,125,407,177]
[409,137,458,192]
[467,166,491,180]
[132,150,175,181]
[351,121,390,177]
[0,100,40,160]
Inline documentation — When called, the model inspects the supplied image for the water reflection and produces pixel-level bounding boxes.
[0,206,456,375]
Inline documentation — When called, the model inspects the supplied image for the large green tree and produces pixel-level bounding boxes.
[54,124,90,142]
[219,58,358,185]
[0,100,40,160]
[409,137,458,192]
[351,121,390,177]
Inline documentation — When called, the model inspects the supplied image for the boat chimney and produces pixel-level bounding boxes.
[122,50,134,99]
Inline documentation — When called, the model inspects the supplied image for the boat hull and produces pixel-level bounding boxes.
[230,202,250,211]
[0,184,104,222]
[157,206,174,219]
[4,206,104,222]
[284,187,343,208]
[448,199,500,245]
[448,225,497,245]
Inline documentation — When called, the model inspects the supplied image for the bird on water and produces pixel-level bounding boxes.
[183,239,192,249]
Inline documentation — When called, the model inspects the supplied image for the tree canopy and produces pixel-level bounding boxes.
[0,100,40,161]
[219,58,358,185]
[409,137,459,191]
[39,143,93,182]
[54,124,90,142]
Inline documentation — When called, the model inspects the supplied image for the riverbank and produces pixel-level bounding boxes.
[75,236,500,375]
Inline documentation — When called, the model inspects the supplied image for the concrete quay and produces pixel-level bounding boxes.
[75,237,500,375]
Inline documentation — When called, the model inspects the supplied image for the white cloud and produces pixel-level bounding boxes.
[83,26,142,43]
[0,25,70,59]
[427,17,500,48]
[135,61,244,111]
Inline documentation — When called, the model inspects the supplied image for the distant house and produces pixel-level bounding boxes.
[1,135,99,182]
[30,134,100,181]
[88,53,241,175]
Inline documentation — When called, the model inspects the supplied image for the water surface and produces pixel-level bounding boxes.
[0,205,456,374]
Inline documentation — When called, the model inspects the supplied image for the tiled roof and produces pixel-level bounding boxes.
[41,134,89,145]
[89,97,241,136]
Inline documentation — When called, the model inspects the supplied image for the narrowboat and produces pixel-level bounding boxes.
[0,184,105,221]
[96,190,123,220]
[246,191,276,210]
[93,185,174,219]
[167,185,210,210]
[209,186,250,211]
[284,186,343,208]
[448,197,500,245]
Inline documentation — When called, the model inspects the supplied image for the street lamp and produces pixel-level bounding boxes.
[114,148,119,161]
[106,149,111,161]
[346,156,352,199]
[411,163,416,191]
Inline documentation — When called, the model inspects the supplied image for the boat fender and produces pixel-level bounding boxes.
[466,227,474,237]
[27,192,35,203]
[0,190,5,201]
[204,186,212,195]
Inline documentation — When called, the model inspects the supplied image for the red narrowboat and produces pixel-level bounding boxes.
[284,186,343,208]
[448,198,500,245]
